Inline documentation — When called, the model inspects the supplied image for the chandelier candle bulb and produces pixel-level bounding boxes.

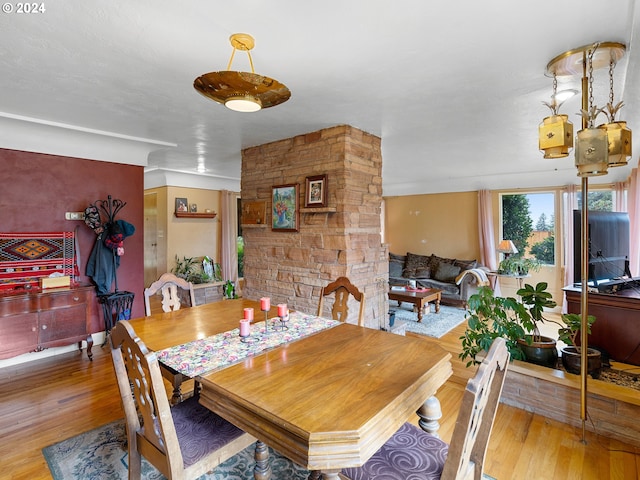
[243,308,254,320]
[260,297,270,311]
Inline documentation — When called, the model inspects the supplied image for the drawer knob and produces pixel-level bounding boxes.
[32,327,37,332]
[41,324,47,330]
[73,296,80,301]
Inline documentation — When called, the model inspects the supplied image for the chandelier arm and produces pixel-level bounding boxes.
[247,50,255,74]
[226,47,237,71]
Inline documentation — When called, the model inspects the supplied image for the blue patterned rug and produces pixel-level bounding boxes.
[43,418,496,479]
[390,304,468,338]
[43,419,309,479]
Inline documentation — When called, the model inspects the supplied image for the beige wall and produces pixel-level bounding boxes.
[384,191,480,262]
[385,190,564,306]
[144,186,222,277]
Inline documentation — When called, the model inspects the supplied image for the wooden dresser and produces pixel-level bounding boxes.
[0,284,98,360]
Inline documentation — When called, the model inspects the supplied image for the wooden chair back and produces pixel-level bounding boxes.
[441,336,510,479]
[341,337,509,480]
[317,276,365,326]
[109,320,255,480]
[144,273,196,316]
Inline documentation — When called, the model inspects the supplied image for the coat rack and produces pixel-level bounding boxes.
[86,195,134,335]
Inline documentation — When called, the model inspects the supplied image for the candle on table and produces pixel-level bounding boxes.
[260,297,270,311]
[277,303,287,317]
[239,319,250,337]
[244,307,254,320]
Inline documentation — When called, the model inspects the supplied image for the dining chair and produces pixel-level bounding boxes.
[341,337,509,480]
[144,272,197,316]
[109,320,263,480]
[144,272,198,404]
[317,276,365,326]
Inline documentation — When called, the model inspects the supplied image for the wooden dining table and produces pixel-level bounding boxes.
[127,298,453,480]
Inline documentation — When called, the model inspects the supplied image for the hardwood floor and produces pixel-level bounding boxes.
[1,321,639,479]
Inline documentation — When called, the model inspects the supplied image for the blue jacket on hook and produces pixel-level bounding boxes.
[86,219,135,295]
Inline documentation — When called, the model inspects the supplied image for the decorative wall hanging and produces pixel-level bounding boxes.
[272,184,299,232]
[305,174,327,207]
[242,200,267,225]
[0,231,77,290]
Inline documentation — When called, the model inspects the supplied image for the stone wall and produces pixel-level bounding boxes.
[241,125,388,328]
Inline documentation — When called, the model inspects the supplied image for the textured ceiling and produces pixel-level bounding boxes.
[1,0,639,195]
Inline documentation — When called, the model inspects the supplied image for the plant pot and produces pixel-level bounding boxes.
[561,346,602,379]
[517,335,558,368]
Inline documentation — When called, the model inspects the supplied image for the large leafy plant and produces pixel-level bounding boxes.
[460,282,557,366]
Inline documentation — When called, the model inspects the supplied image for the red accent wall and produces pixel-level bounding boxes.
[0,148,145,327]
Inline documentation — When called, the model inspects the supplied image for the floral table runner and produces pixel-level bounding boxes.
[157,311,340,377]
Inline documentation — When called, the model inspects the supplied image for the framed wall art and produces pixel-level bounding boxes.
[305,174,327,207]
[272,184,299,232]
[242,200,267,225]
[175,197,189,213]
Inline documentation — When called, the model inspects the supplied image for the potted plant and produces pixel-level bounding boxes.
[173,255,222,284]
[557,312,601,378]
[497,255,541,276]
[515,282,559,368]
[460,282,558,368]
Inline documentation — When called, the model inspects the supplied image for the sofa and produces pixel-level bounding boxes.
[389,252,487,307]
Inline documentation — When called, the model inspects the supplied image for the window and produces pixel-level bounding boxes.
[501,192,555,265]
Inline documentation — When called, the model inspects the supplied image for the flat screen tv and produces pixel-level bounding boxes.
[573,210,630,285]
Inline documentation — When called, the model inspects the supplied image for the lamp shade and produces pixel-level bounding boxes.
[497,240,518,255]
[575,127,609,177]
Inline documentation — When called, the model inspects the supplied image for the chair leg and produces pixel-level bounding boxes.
[308,471,322,479]
[253,440,272,480]
[128,445,142,480]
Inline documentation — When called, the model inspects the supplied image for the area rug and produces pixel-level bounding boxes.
[43,419,309,480]
[390,304,468,338]
[43,419,496,479]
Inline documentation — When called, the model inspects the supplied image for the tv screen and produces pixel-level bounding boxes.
[573,210,630,285]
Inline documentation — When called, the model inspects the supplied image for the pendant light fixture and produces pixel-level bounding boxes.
[194,33,291,112]
[598,56,632,167]
[542,41,629,445]
[539,73,573,159]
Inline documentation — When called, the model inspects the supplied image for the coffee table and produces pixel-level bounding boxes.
[388,287,442,321]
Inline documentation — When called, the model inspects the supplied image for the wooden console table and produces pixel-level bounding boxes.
[564,286,640,366]
[0,285,98,360]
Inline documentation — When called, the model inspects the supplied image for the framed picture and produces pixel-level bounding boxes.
[190,203,198,213]
[272,184,299,232]
[243,200,267,225]
[175,197,189,213]
[305,174,327,207]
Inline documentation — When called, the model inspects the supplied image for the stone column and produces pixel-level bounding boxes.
[241,125,388,328]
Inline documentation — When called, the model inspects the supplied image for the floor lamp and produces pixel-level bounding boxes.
[542,42,631,442]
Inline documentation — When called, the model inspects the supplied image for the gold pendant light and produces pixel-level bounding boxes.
[194,33,291,112]
[539,73,573,158]
[598,56,632,167]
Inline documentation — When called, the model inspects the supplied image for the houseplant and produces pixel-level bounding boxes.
[497,256,541,276]
[173,255,222,284]
[557,312,601,378]
[460,282,558,367]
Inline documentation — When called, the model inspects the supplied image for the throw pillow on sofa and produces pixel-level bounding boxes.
[402,252,432,278]
[389,254,405,277]
[434,262,461,282]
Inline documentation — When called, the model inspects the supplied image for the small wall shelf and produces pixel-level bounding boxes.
[174,212,217,219]
[300,207,337,213]
[241,223,268,228]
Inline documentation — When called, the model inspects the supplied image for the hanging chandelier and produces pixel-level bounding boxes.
[194,33,291,112]
[541,41,631,445]
[541,42,630,176]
